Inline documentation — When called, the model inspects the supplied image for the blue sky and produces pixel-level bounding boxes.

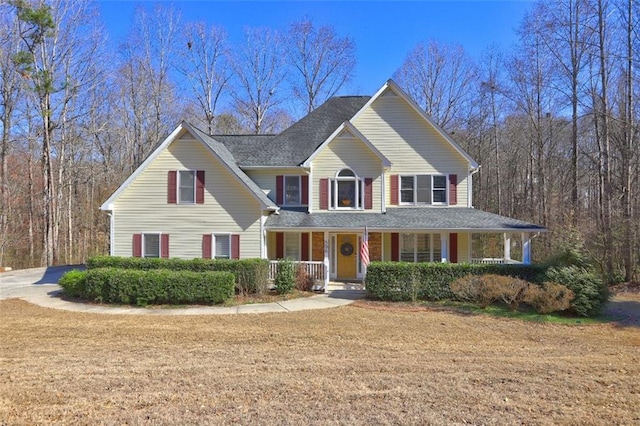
[98,0,533,95]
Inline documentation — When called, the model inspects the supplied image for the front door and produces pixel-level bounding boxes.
[337,234,357,279]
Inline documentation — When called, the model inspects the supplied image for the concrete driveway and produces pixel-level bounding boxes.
[0,265,81,300]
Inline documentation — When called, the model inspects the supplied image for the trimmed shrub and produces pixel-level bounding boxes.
[82,268,234,306]
[544,266,609,317]
[86,256,269,295]
[450,274,529,310]
[58,269,87,298]
[274,259,295,295]
[366,262,545,302]
[523,282,574,314]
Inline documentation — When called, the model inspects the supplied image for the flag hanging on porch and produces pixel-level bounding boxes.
[360,226,370,268]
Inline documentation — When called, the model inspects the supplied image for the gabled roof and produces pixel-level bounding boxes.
[101,122,278,211]
[216,96,370,167]
[266,207,546,233]
[352,79,479,170]
[302,121,392,168]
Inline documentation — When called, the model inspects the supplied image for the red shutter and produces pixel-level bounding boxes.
[202,234,212,259]
[319,178,328,210]
[449,174,457,206]
[231,234,240,259]
[132,234,142,257]
[161,234,169,258]
[391,233,399,261]
[276,232,284,259]
[300,233,309,261]
[390,174,399,205]
[196,170,205,204]
[276,175,284,205]
[301,175,309,205]
[167,171,177,204]
[449,233,458,263]
[365,178,373,209]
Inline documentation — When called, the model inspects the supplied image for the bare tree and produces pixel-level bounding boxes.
[287,18,356,113]
[230,27,287,134]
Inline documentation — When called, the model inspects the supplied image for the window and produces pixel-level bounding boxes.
[284,176,301,205]
[330,169,364,209]
[143,234,160,258]
[400,233,441,262]
[214,234,230,259]
[179,170,195,203]
[285,233,300,260]
[432,175,447,204]
[400,175,447,205]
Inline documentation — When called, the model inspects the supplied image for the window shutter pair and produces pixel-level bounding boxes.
[389,174,457,205]
[201,234,240,259]
[318,177,373,210]
[276,175,309,205]
[132,234,169,258]
[167,170,205,204]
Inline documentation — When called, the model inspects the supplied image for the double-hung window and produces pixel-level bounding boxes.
[400,175,447,205]
[143,233,160,258]
[284,176,301,206]
[214,234,230,259]
[179,170,196,204]
[285,233,300,260]
[400,233,442,262]
[330,169,364,209]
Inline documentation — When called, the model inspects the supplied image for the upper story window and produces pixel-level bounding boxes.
[330,168,364,210]
[284,176,301,205]
[179,170,196,203]
[400,174,448,205]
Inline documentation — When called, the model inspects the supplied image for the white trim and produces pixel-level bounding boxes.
[109,213,114,256]
[329,168,365,210]
[431,174,448,206]
[302,121,392,168]
[307,169,313,213]
[350,80,479,169]
[260,215,267,259]
[440,232,448,263]
[381,171,386,213]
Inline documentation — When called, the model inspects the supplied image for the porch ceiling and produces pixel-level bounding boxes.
[265,207,546,233]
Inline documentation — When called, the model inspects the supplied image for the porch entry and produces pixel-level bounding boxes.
[336,234,357,279]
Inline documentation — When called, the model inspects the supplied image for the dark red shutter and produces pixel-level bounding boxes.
[276,175,284,205]
[390,174,399,205]
[449,174,457,206]
[161,234,169,258]
[276,232,284,259]
[319,178,328,210]
[365,178,373,209]
[449,233,458,263]
[231,234,240,259]
[196,170,205,204]
[391,233,399,261]
[301,175,309,205]
[202,234,212,259]
[132,234,142,257]
[167,171,177,204]
[301,233,309,261]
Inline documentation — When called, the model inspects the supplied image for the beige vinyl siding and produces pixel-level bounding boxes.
[245,168,305,203]
[352,92,470,206]
[457,232,470,263]
[112,135,263,259]
[311,135,383,211]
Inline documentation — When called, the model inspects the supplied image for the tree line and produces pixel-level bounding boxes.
[0,0,637,282]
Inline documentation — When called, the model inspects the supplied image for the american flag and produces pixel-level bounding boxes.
[360,226,370,268]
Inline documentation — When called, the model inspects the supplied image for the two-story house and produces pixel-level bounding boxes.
[101,80,544,287]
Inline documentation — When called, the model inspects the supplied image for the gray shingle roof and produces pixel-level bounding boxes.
[213,96,371,167]
[265,207,546,232]
[184,123,278,210]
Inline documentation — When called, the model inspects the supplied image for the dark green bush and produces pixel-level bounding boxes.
[366,262,545,302]
[86,256,269,294]
[544,266,609,317]
[82,268,234,306]
[274,259,295,295]
[58,269,87,298]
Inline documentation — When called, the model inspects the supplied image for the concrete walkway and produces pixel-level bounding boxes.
[0,265,364,315]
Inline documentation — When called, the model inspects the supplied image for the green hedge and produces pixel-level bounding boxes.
[365,262,547,302]
[58,269,87,298]
[545,266,609,317]
[87,256,269,294]
[81,268,234,306]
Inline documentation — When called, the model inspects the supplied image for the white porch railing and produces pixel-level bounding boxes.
[471,258,522,265]
[268,261,326,282]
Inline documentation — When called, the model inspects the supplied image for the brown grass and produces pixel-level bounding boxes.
[1,299,639,425]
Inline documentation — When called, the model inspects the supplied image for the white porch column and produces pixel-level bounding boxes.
[503,233,511,262]
[522,232,531,265]
[440,232,448,263]
[323,231,330,293]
